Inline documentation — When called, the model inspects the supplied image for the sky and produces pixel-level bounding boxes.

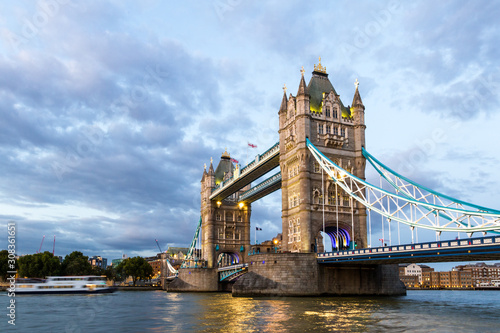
[0,1,499,270]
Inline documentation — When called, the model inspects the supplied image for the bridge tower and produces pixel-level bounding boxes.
[278,59,368,253]
[200,150,251,268]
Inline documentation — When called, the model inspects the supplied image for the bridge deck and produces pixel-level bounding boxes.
[239,172,281,203]
[210,142,279,202]
[318,236,500,265]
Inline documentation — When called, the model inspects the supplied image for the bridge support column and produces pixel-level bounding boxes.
[318,264,406,296]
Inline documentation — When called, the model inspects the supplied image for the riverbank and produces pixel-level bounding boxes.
[406,287,500,290]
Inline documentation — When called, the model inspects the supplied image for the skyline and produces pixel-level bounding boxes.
[1,1,499,268]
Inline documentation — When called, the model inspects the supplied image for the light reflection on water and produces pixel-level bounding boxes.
[2,290,500,332]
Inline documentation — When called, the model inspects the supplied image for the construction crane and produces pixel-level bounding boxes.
[37,235,45,253]
[155,239,162,253]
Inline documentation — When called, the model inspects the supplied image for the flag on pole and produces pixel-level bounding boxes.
[231,158,239,164]
[248,143,257,148]
[256,227,262,231]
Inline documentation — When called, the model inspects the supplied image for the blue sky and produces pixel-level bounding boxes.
[0,1,499,270]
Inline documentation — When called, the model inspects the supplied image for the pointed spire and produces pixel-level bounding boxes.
[279,85,288,113]
[351,78,365,110]
[297,69,308,96]
[208,157,215,176]
[201,165,207,181]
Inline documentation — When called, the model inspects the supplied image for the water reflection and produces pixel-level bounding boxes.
[4,290,500,332]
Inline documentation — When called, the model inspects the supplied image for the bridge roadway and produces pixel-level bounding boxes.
[218,263,248,281]
[318,235,500,265]
[209,142,280,202]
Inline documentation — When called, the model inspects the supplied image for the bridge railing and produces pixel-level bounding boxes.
[318,235,500,259]
[239,141,279,176]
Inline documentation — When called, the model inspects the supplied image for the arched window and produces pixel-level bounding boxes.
[313,190,320,205]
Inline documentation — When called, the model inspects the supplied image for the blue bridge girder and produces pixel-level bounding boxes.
[209,142,280,202]
[218,263,248,281]
[317,236,500,265]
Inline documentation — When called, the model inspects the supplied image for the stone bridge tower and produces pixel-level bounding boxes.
[200,150,251,268]
[278,59,367,253]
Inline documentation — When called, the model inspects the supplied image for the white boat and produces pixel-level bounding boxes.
[15,276,115,294]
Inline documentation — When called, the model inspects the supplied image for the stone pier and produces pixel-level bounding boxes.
[166,268,218,292]
[232,253,406,296]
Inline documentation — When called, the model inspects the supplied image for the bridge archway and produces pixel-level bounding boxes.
[321,226,352,252]
[217,252,240,268]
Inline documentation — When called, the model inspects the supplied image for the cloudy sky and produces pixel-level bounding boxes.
[0,1,499,269]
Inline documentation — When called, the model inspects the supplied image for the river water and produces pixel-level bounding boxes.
[1,290,499,332]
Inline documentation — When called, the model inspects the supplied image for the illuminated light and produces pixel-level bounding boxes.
[273,239,278,245]
[238,202,244,209]
[216,201,221,207]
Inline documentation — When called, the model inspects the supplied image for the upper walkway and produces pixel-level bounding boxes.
[317,235,500,265]
[209,142,280,202]
[239,172,281,203]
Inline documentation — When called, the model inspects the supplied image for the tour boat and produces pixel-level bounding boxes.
[15,276,115,294]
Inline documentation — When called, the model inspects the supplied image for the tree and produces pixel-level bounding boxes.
[117,257,153,286]
[0,250,12,281]
[61,251,92,276]
[91,266,105,276]
[104,266,117,282]
[18,251,61,278]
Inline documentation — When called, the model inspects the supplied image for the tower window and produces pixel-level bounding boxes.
[318,123,323,134]
[314,162,320,173]
[333,108,338,118]
[216,214,221,221]
[326,125,331,134]
[333,127,338,135]
[341,128,346,137]
[326,107,330,117]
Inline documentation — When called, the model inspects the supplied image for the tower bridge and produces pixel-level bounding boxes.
[167,58,500,296]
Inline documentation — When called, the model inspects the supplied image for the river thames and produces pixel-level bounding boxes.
[2,290,500,332]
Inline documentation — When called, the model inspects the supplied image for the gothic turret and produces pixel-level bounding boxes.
[351,79,365,126]
[208,159,215,176]
[295,66,310,116]
[279,89,288,113]
[201,164,207,182]
[297,70,308,96]
[351,79,365,111]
